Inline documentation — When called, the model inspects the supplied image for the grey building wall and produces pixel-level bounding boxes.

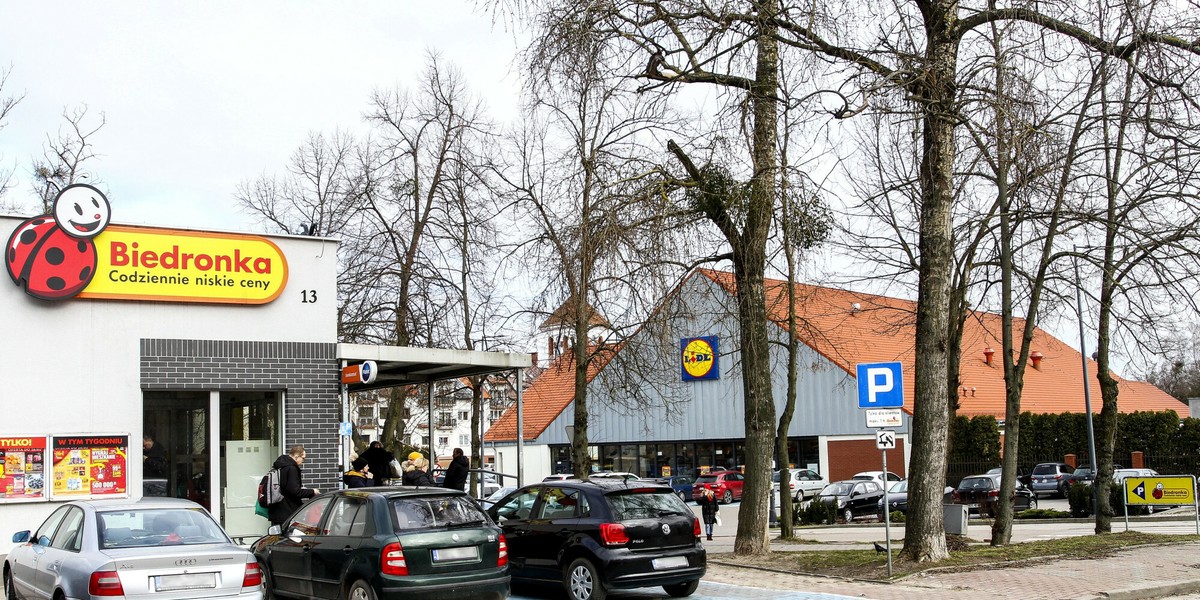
[140,338,340,491]
[533,274,903,446]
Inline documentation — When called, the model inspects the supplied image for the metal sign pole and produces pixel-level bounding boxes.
[882,448,892,577]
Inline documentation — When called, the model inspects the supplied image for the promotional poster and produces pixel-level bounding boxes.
[51,435,129,499]
[0,436,47,502]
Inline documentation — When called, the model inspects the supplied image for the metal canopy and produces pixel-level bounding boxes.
[336,343,533,392]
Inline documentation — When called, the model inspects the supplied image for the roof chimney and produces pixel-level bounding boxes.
[1030,351,1044,370]
[983,347,995,366]
[530,352,539,367]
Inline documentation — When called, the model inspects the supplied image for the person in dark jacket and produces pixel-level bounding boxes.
[268,445,319,527]
[402,454,436,486]
[698,485,720,541]
[143,434,168,478]
[358,441,395,486]
[443,447,469,491]
[343,457,371,488]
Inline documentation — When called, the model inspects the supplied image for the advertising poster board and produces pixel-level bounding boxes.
[0,436,48,502]
[50,435,129,499]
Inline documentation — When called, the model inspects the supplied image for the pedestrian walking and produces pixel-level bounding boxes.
[343,457,371,488]
[699,485,720,541]
[443,447,469,491]
[268,445,319,527]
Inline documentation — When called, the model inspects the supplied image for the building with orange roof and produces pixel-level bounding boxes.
[485,269,1184,484]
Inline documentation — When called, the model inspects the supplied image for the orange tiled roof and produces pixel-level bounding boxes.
[699,269,1183,418]
[487,269,1183,442]
[485,348,614,442]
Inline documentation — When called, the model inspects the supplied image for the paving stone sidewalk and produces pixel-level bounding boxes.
[706,542,1200,600]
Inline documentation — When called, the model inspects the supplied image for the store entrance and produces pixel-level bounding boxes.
[143,391,210,508]
[143,390,280,536]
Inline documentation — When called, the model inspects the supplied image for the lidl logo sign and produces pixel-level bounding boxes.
[681,336,719,381]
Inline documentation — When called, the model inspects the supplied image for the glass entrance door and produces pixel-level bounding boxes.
[143,391,210,509]
[220,391,280,537]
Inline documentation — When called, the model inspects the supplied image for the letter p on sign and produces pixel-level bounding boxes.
[857,362,904,408]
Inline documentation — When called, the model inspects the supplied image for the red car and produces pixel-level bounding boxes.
[691,471,745,504]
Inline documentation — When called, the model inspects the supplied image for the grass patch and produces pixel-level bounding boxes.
[1015,508,1071,519]
[716,531,1200,580]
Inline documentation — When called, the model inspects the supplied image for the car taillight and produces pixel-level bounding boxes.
[693,517,702,538]
[1054,474,1062,480]
[242,561,263,588]
[987,490,999,498]
[382,542,409,576]
[952,491,960,503]
[497,534,509,567]
[599,523,629,546]
[89,570,124,596]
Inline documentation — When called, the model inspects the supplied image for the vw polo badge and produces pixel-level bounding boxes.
[661,523,670,534]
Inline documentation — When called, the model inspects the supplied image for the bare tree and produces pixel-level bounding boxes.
[502,0,1200,560]
[0,66,24,208]
[32,105,104,211]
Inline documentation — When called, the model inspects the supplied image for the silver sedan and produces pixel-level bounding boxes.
[4,497,263,600]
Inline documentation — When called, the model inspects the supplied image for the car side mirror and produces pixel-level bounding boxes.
[11,530,30,543]
[267,525,282,536]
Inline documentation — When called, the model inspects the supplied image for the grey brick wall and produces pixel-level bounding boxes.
[140,338,341,492]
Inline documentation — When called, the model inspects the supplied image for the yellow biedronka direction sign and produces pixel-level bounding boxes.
[78,225,288,304]
[1124,475,1196,505]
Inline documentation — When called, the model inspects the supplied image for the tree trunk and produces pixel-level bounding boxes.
[901,0,959,562]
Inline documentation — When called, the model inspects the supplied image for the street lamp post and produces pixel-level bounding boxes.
[1073,246,1099,518]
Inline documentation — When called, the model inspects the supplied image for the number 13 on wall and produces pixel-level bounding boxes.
[301,290,317,303]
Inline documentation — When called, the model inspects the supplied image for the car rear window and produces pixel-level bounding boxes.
[99,508,229,548]
[1032,464,1061,475]
[605,490,691,520]
[959,477,995,490]
[695,475,719,485]
[391,495,487,530]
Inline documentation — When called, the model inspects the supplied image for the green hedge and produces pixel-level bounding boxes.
[1066,483,1152,517]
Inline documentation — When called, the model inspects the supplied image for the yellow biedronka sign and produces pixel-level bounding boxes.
[79,225,288,304]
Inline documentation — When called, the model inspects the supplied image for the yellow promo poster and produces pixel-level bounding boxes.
[0,436,47,502]
[51,435,129,499]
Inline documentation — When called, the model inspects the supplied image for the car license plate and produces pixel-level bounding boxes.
[652,556,689,570]
[155,573,215,591]
[966,503,979,509]
[432,546,479,562]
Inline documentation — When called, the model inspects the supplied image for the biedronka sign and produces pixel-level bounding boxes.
[5,184,287,304]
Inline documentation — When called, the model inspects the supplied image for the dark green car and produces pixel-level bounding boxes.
[252,487,509,600]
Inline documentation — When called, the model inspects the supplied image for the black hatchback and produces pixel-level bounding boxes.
[252,487,509,600]
[486,478,705,600]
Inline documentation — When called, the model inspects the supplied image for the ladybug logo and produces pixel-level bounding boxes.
[5,184,111,301]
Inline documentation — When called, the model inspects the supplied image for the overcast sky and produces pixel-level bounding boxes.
[0,2,522,231]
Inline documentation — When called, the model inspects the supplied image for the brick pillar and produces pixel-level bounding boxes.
[1064,454,1076,468]
[1130,451,1144,469]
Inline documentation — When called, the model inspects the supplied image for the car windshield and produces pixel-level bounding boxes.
[391,495,487,530]
[888,480,908,493]
[606,490,691,520]
[820,482,853,496]
[99,508,229,548]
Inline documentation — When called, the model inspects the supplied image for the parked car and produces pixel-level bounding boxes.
[851,471,903,485]
[5,497,263,600]
[589,471,640,481]
[486,478,705,600]
[252,487,509,600]
[1066,464,1123,490]
[1114,468,1160,485]
[814,479,886,522]
[984,466,1032,487]
[1030,462,1076,498]
[691,471,746,504]
[875,480,955,518]
[543,473,579,482]
[644,475,696,502]
[952,473,1038,517]
[773,469,827,502]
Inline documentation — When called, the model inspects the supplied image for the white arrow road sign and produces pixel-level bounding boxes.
[876,429,896,450]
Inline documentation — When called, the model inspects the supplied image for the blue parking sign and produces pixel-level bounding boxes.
[857,362,904,408]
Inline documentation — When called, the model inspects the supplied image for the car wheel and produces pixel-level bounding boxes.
[663,579,700,597]
[1058,483,1068,499]
[843,508,854,523]
[564,557,606,600]
[722,490,733,504]
[258,561,275,600]
[1028,495,1038,511]
[5,567,21,600]
[346,579,377,600]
